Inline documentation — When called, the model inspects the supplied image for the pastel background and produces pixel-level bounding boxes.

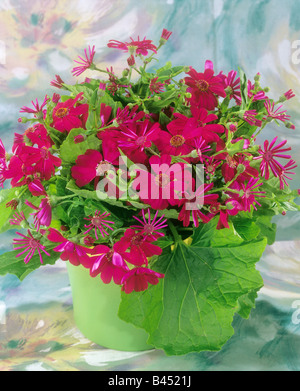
[1,0,300,371]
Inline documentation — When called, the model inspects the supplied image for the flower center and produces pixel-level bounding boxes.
[106,249,114,262]
[131,234,144,246]
[264,151,273,161]
[91,217,104,227]
[206,165,214,174]
[55,108,69,118]
[170,135,185,147]
[196,80,209,92]
[136,136,147,147]
[226,155,237,168]
[29,238,40,249]
[210,204,220,214]
[155,173,170,188]
[143,224,154,235]
[25,126,35,136]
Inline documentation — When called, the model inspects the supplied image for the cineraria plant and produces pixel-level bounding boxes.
[0,28,299,355]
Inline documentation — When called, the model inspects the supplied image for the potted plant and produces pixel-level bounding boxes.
[0,29,299,355]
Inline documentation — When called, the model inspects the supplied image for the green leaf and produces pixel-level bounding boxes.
[60,129,101,164]
[119,218,267,355]
[236,290,259,319]
[0,187,24,233]
[238,67,248,110]
[0,248,61,281]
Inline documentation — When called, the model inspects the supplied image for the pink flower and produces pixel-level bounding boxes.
[278,159,297,189]
[71,149,113,188]
[20,95,49,116]
[149,77,165,94]
[25,198,52,231]
[221,154,259,183]
[184,61,226,110]
[254,137,292,180]
[284,89,295,100]
[14,123,53,151]
[72,45,96,77]
[160,28,172,41]
[131,209,167,240]
[192,136,211,163]
[220,70,241,104]
[4,155,36,187]
[243,110,262,127]
[47,228,91,266]
[9,211,26,226]
[50,75,65,89]
[247,80,268,102]
[133,155,193,210]
[264,100,291,122]
[88,244,129,285]
[84,210,115,239]
[112,105,145,128]
[228,178,265,212]
[13,230,50,264]
[116,228,163,266]
[107,37,157,56]
[121,267,164,294]
[18,146,61,181]
[99,103,112,127]
[51,93,89,133]
[177,183,219,227]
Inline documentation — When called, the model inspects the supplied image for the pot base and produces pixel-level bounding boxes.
[67,262,153,352]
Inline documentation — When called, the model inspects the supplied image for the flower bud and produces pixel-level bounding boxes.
[74,134,86,144]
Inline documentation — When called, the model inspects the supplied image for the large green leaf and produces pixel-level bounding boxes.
[119,219,267,355]
[60,129,101,164]
[0,248,61,281]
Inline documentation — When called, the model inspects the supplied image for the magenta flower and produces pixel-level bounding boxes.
[116,228,163,266]
[254,137,292,180]
[25,198,52,231]
[72,45,96,77]
[264,100,291,122]
[50,75,65,89]
[243,110,262,127]
[149,77,165,94]
[14,124,53,151]
[177,183,219,227]
[131,209,167,240]
[71,149,113,188]
[112,105,145,128]
[184,61,226,110]
[0,139,7,188]
[284,89,295,100]
[84,210,115,239]
[118,120,160,156]
[20,95,49,115]
[51,93,89,133]
[220,70,241,104]
[47,228,91,266]
[229,178,265,212]
[192,136,211,163]
[9,211,26,226]
[133,155,193,210]
[13,230,50,264]
[160,28,172,41]
[107,37,157,56]
[247,80,268,102]
[88,244,130,285]
[278,159,297,189]
[121,267,164,294]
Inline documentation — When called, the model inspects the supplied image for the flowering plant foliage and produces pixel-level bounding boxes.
[0,29,299,355]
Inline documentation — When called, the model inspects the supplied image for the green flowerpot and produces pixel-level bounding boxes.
[67,262,153,352]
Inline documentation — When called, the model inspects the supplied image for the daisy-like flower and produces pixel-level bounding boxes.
[107,36,157,56]
[184,60,226,110]
[9,211,26,226]
[278,159,297,189]
[88,244,130,285]
[131,209,168,240]
[243,110,262,127]
[284,89,295,101]
[13,230,50,264]
[149,77,165,94]
[160,28,172,42]
[253,136,292,180]
[192,136,212,162]
[72,45,96,77]
[50,75,65,89]
[220,70,241,104]
[20,95,49,116]
[264,100,291,123]
[47,228,91,266]
[84,210,115,239]
[121,267,164,294]
[229,178,265,212]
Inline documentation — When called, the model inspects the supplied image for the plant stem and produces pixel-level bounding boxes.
[168,220,181,243]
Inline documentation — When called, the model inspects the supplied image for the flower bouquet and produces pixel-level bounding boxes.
[0,29,299,355]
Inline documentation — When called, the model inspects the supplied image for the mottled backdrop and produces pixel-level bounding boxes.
[1,0,300,371]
